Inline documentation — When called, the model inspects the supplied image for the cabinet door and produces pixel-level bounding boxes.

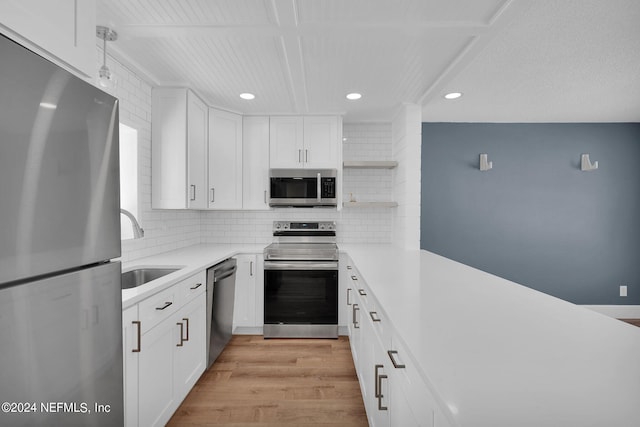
[0,0,96,76]
[269,116,304,168]
[152,88,188,209]
[138,318,178,427]
[242,116,270,209]
[387,338,435,427]
[122,306,140,427]
[186,91,208,209]
[174,294,207,399]
[208,108,243,209]
[303,116,339,169]
[233,254,257,329]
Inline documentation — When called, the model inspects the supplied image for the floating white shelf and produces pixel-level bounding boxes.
[343,160,398,169]
[343,201,398,208]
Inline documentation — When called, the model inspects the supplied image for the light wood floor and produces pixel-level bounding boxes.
[167,335,368,426]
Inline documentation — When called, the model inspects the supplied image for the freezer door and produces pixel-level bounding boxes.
[0,35,121,284]
[0,262,123,426]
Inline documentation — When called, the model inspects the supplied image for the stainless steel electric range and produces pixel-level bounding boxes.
[263,221,338,338]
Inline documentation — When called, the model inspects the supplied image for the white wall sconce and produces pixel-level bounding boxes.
[580,153,598,171]
[479,153,493,171]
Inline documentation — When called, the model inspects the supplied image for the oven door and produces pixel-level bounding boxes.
[264,261,338,327]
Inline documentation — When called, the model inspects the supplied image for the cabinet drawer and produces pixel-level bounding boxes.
[177,271,206,305]
[139,285,179,334]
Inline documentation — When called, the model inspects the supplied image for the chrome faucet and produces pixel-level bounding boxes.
[120,208,144,239]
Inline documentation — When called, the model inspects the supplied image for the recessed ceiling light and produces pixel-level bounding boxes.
[346,93,362,100]
[240,93,255,100]
[444,92,462,100]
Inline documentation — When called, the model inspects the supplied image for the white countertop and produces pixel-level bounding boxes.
[121,243,640,426]
[340,244,640,427]
[120,244,263,308]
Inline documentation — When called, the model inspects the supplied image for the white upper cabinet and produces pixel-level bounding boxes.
[0,0,96,77]
[208,108,243,209]
[187,92,209,209]
[269,116,304,168]
[303,116,340,169]
[242,116,270,210]
[152,88,208,209]
[270,116,340,169]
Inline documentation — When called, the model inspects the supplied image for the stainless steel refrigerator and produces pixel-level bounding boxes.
[0,34,123,426]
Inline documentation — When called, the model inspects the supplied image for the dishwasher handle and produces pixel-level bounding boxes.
[214,265,237,282]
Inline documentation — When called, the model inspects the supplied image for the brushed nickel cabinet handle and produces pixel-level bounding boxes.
[156,301,172,310]
[177,322,184,347]
[190,283,202,290]
[190,184,196,201]
[369,311,381,322]
[183,317,189,341]
[250,261,254,276]
[298,149,302,163]
[264,190,267,204]
[306,149,309,163]
[132,320,141,353]
[210,188,215,203]
[347,265,352,270]
[377,374,388,411]
[352,304,360,329]
[387,350,406,369]
[351,275,358,281]
[346,288,352,306]
[358,288,367,296]
[374,364,384,397]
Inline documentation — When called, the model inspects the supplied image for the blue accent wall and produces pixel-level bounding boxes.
[421,123,640,305]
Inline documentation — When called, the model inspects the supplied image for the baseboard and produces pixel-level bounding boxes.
[582,305,640,319]
[232,326,263,335]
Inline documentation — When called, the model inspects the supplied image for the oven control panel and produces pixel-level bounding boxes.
[273,221,336,232]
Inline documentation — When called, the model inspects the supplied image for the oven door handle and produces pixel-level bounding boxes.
[264,261,338,271]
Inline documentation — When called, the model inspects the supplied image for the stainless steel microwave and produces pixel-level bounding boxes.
[269,169,337,207]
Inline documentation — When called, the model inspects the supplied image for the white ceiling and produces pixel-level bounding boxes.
[96,0,640,123]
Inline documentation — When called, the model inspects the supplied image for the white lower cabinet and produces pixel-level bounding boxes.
[343,256,451,427]
[123,271,207,427]
[233,254,258,331]
[122,305,139,427]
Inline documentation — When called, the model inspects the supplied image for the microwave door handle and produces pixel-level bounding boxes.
[317,173,321,201]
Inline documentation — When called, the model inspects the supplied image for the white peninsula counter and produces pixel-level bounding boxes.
[340,244,640,427]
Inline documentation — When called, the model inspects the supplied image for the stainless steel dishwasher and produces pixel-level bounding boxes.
[206,258,237,369]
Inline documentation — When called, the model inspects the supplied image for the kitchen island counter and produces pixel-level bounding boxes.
[340,244,640,427]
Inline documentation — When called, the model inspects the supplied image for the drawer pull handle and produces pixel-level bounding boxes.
[132,320,141,353]
[190,283,202,290]
[177,322,184,347]
[369,311,381,322]
[377,374,388,411]
[352,304,360,329]
[387,350,406,369]
[358,289,367,296]
[183,317,190,341]
[351,275,358,281]
[156,301,173,310]
[346,288,352,306]
[374,364,384,397]
[347,265,352,270]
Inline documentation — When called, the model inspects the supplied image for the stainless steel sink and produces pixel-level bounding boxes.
[121,268,179,289]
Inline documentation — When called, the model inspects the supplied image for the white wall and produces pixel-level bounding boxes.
[391,104,422,249]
